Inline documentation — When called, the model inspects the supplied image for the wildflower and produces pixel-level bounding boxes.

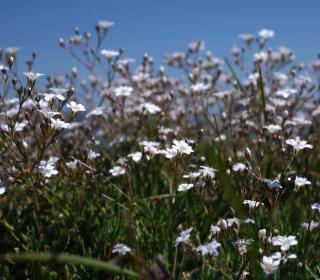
[191,83,209,92]
[286,137,313,151]
[243,200,264,209]
[227,218,240,227]
[160,147,178,159]
[114,86,133,97]
[174,227,193,247]
[88,150,100,160]
[271,235,298,251]
[258,229,267,240]
[127,152,142,162]
[67,101,86,113]
[235,239,253,255]
[85,107,106,118]
[261,254,280,275]
[39,157,59,178]
[209,225,221,236]
[172,140,194,155]
[294,176,311,189]
[50,118,71,129]
[199,166,217,179]
[232,163,246,172]
[97,20,114,31]
[140,102,161,114]
[109,166,126,177]
[140,141,160,154]
[0,180,6,195]
[258,29,275,39]
[23,72,45,81]
[177,183,194,192]
[112,243,131,255]
[302,221,319,231]
[38,109,61,118]
[1,121,27,132]
[101,49,119,59]
[264,124,282,134]
[311,203,320,213]
[66,159,78,169]
[264,178,282,189]
[196,240,221,257]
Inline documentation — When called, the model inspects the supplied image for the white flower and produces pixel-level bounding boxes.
[172,140,194,155]
[264,124,282,134]
[50,118,71,129]
[23,72,45,81]
[1,121,27,132]
[114,86,133,97]
[271,235,298,251]
[196,240,221,256]
[39,157,59,178]
[178,183,194,192]
[109,166,126,177]
[97,20,114,31]
[294,176,311,188]
[0,180,6,195]
[209,225,221,236]
[264,178,282,189]
[101,49,119,59]
[174,227,193,247]
[311,203,320,213]
[199,166,217,179]
[112,243,131,255]
[67,101,86,113]
[191,83,209,92]
[66,159,78,169]
[183,171,201,179]
[85,107,106,118]
[258,229,267,239]
[139,141,160,154]
[243,200,264,209]
[227,218,240,227]
[286,137,313,151]
[302,220,319,231]
[232,163,246,172]
[258,29,275,39]
[38,109,61,118]
[88,150,100,160]
[140,102,161,114]
[261,254,280,275]
[128,152,142,162]
[160,147,178,159]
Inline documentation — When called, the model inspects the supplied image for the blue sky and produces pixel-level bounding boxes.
[1,0,320,75]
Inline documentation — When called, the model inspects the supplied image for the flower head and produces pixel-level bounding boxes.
[286,137,313,151]
[174,227,193,247]
[67,101,86,113]
[23,72,45,81]
[112,243,131,255]
[271,235,298,251]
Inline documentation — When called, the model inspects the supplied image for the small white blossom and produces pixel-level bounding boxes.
[172,140,194,155]
[174,227,193,247]
[264,178,282,189]
[199,166,217,179]
[114,86,133,97]
[39,157,59,178]
[261,254,280,275]
[311,203,320,213]
[88,150,100,160]
[232,163,246,172]
[258,29,275,39]
[101,49,119,59]
[66,159,78,169]
[38,109,61,118]
[191,83,209,92]
[264,124,282,134]
[271,235,298,251]
[177,183,194,192]
[140,102,161,114]
[109,166,126,177]
[196,240,221,256]
[294,176,311,188]
[302,221,319,231]
[23,72,45,81]
[128,152,142,162]
[243,200,264,209]
[112,243,131,255]
[50,118,71,129]
[67,101,86,113]
[286,137,313,151]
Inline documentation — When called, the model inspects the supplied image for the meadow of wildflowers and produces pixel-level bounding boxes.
[0,21,320,279]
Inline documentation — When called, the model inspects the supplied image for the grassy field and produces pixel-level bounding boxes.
[0,23,320,279]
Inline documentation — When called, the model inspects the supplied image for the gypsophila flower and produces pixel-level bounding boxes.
[261,253,280,275]
[114,86,133,97]
[67,101,86,113]
[109,166,126,177]
[88,150,100,160]
[311,203,320,213]
[271,235,298,251]
[140,102,161,114]
[50,118,71,129]
[209,225,221,236]
[294,176,311,188]
[258,29,275,39]
[177,183,194,192]
[199,166,217,179]
[39,157,59,178]
[128,152,142,162]
[196,240,221,256]
[264,124,282,134]
[66,159,78,169]
[112,243,131,255]
[191,83,209,92]
[172,140,194,155]
[286,137,313,151]
[302,221,319,231]
[243,200,264,209]
[174,227,193,247]
[38,109,61,118]
[23,72,45,81]
[101,49,119,59]
[232,163,246,172]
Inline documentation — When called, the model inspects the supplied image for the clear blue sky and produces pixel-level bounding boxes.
[1,0,320,75]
